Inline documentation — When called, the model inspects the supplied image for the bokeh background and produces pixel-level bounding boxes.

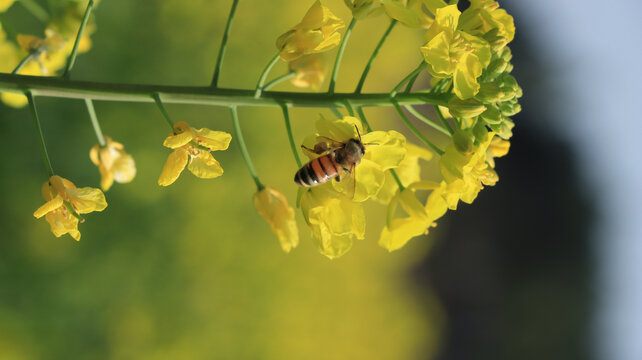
[1,0,641,359]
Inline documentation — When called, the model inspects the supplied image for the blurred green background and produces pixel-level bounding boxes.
[0,1,448,359]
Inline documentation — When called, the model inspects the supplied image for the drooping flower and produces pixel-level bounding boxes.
[276,0,345,62]
[420,5,491,99]
[254,186,299,253]
[379,181,447,251]
[90,137,136,191]
[300,185,365,259]
[300,115,407,202]
[158,121,232,186]
[33,175,108,241]
[288,54,326,89]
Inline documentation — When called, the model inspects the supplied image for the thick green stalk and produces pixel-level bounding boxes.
[211,0,240,87]
[404,105,450,136]
[279,103,302,168]
[62,0,95,79]
[262,71,295,91]
[354,20,397,94]
[26,92,54,177]
[152,93,175,129]
[230,106,264,191]
[328,17,357,95]
[0,73,451,108]
[85,98,106,147]
[392,100,444,155]
[390,61,425,98]
[254,53,281,98]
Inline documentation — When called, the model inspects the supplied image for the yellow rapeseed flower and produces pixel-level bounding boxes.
[254,186,299,253]
[375,142,433,204]
[379,181,447,251]
[301,115,407,202]
[288,54,326,89]
[276,0,345,61]
[460,0,515,50]
[33,175,108,241]
[158,121,232,186]
[300,184,365,259]
[420,5,491,99]
[90,137,136,191]
[380,0,434,28]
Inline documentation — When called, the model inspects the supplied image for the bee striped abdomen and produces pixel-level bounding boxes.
[294,154,340,187]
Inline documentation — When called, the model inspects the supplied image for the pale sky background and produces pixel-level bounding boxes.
[505,1,642,359]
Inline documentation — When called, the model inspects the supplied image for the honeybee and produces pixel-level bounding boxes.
[294,126,367,189]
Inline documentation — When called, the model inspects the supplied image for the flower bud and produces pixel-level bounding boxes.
[447,98,487,119]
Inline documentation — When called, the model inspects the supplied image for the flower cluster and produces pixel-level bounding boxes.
[0,0,97,107]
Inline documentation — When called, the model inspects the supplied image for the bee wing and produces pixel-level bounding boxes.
[316,136,345,149]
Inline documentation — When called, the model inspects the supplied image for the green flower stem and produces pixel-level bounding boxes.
[18,0,49,23]
[152,93,175,129]
[329,106,343,118]
[262,71,295,91]
[230,106,264,191]
[390,61,425,98]
[328,17,357,95]
[404,105,450,136]
[354,19,397,94]
[62,0,94,79]
[11,53,35,75]
[64,201,85,222]
[85,98,106,147]
[254,53,281,98]
[434,105,454,134]
[392,100,444,155]
[355,105,404,191]
[404,71,420,93]
[210,0,240,87]
[0,73,451,108]
[279,103,302,168]
[26,91,54,177]
[342,99,354,116]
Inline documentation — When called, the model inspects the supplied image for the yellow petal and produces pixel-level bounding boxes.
[187,151,223,179]
[158,148,189,186]
[163,121,194,149]
[112,154,136,183]
[194,128,232,151]
[34,194,64,218]
[362,130,407,170]
[89,144,100,165]
[254,186,299,253]
[66,187,108,214]
[45,209,80,240]
[379,217,431,251]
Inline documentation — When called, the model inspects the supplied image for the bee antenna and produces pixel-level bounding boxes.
[354,124,362,141]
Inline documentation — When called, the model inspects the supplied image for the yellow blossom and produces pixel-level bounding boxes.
[420,5,491,99]
[439,128,497,209]
[380,0,434,28]
[288,54,326,89]
[158,121,232,186]
[254,186,299,253]
[375,142,433,204]
[300,185,365,259]
[90,137,136,191]
[301,115,407,202]
[379,181,447,251]
[460,0,515,50]
[276,0,345,62]
[33,175,108,241]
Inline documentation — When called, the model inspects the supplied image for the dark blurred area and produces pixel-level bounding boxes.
[412,2,595,359]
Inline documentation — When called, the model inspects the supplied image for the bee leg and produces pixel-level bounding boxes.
[335,174,341,182]
[343,167,351,175]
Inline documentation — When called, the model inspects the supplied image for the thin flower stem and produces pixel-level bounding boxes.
[392,100,444,155]
[279,103,302,168]
[355,105,404,191]
[18,0,49,23]
[354,19,397,94]
[85,98,106,147]
[354,106,372,132]
[328,17,357,95]
[342,99,354,116]
[403,71,420,93]
[404,105,450,136]
[390,61,424,98]
[254,53,281,98]
[11,53,35,75]
[230,106,264,191]
[152,93,175,129]
[434,105,454,134]
[329,106,343,118]
[0,73,452,108]
[62,0,95,79]
[210,0,240,87]
[26,91,54,177]
[262,71,295,91]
